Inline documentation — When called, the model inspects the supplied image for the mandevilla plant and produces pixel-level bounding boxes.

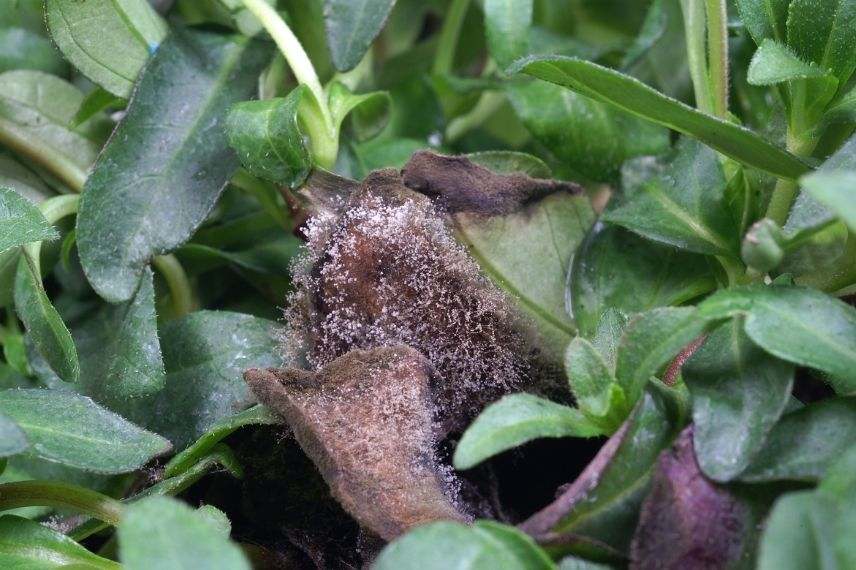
[0,0,853,568]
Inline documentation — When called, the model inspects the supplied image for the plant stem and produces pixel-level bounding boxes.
[445,91,506,143]
[152,254,195,317]
[680,0,712,114]
[23,195,80,281]
[241,0,332,132]
[0,480,124,525]
[0,118,88,192]
[704,0,729,118]
[433,0,472,75]
[765,134,816,225]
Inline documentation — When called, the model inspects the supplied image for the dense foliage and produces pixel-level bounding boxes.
[0,0,854,568]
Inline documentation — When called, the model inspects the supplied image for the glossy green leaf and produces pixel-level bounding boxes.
[484,0,533,68]
[0,515,119,569]
[45,0,167,97]
[0,389,171,474]
[800,171,856,232]
[0,70,109,191]
[604,138,738,255]
[453,393,603,470]
[512,56,810,179]
[14,252,79,383]
[506,79,669,182]
[77,29,270,303]
[72,88,125,127]
[164,405,277,477]
[0,414,27,458]
[520,390,680,556]
[569,224,717,338]
[375,520,556,570]
[127,311,282,451]
[324,0,396,71]
[736,0,790,45]
[615,307,714,407]
[0,186,57,254]
[119,496,250,570]
[741,397,856,482]
[454,190,595,363]
[226,86,311,188]
[684,320,794,481]
[75,267,165,402]
[786,0,856,84]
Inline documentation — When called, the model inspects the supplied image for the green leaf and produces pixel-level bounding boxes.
[520,390,680,556]
[327,81,391,142]
[453,393,603,470]
[466,151,552,177]
[619,0,668,69]
[0,186,57,254]
[76,29,271,303]
[506,79,669,182]
[0,514,119,569]
[484,0,533,68]
[0,389,171,474]
[14,252,79,383]
[512,56,810,179]
[119,496,250,570]
[0,414,27,458]
[757,491,837,570]
[800,171,856,232]
[72,88,125,127]
[45,0,167,98]
[736,0,790,45]
[741,397,856,482]
[227,86,311,188]
[786,0,856,84]
[132,311,282,451]
[569,224,717,338]
[684,320,794,481]
[324,0,396,72]
[454,189,595,363]
[705,285,856,393]
[0,25,68,76]
[374,520,556,570]
[603,138,739,256]
[164,405,277,478]
[564,337,628,428]
[786,134,856,236]
[615,307,713,407]
[75,267,165,402]
[747,39,837,86]
[0,70,110,191]
[0,153,54,204]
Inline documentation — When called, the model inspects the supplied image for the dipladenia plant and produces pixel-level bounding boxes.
[0,0,853,568]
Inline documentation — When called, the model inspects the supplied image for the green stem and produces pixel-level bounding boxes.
[704,0,729,118]
[0,480,124,525]
[765,134,817,224]
[680,0,712,113]
[152,254,195,318]
[241,0,332,132]
[433,0,472,75]
[0,118,87,192]
[445,91,506,143]
[24,195,80,281]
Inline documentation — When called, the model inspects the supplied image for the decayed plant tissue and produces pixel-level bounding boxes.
[245,151,581,539]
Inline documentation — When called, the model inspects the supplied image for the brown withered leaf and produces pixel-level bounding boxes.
[244,345,468,541]
[402,150,582,215]
[630,427,762,570]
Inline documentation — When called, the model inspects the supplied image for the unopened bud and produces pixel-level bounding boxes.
[741,218,784,272]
